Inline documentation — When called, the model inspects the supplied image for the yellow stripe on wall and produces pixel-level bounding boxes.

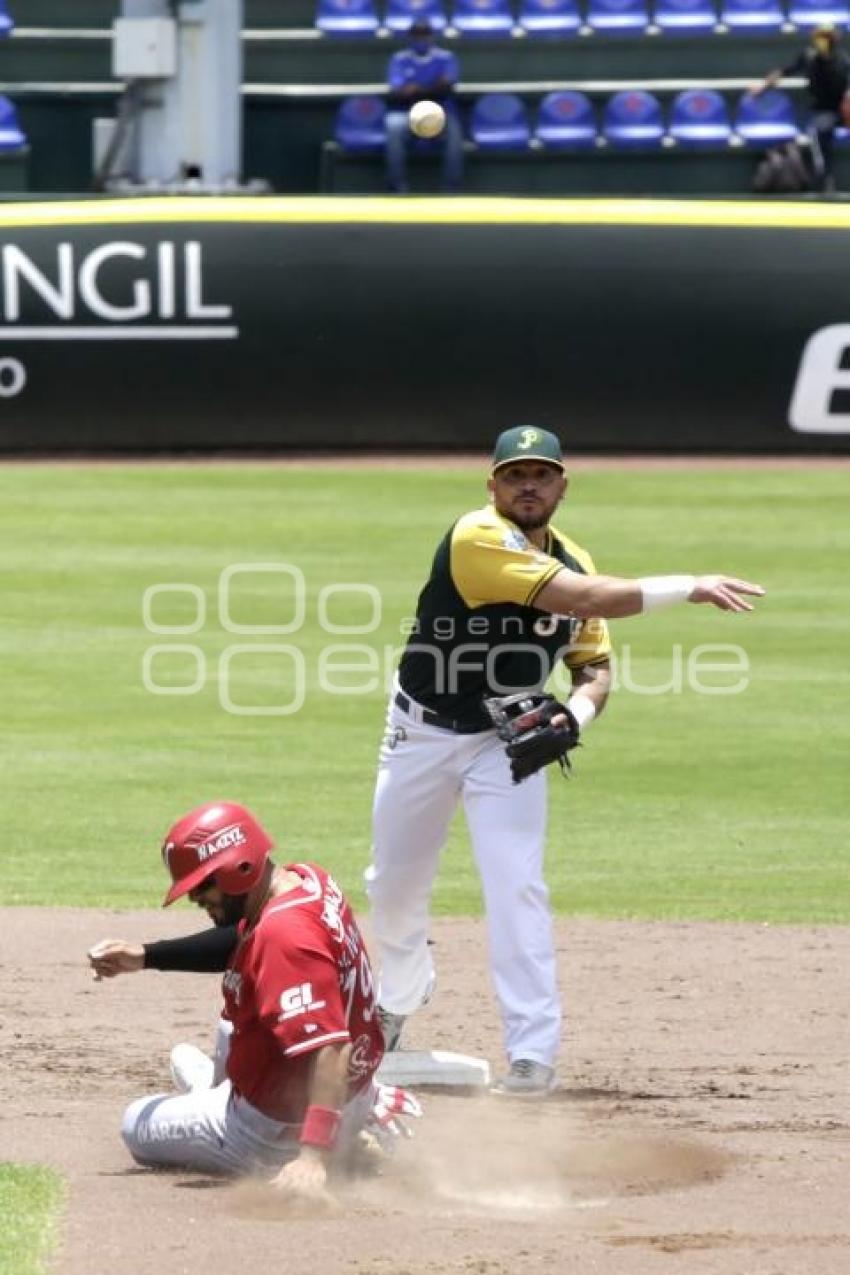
[1,195,850,232]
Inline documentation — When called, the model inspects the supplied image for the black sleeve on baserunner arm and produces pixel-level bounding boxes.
[143,925,238,972]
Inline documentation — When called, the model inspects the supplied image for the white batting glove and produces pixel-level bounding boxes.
[366,1083,423,1150]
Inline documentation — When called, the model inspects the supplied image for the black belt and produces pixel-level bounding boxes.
[394,691,487,735]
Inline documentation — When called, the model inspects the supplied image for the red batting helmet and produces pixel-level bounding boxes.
[161,800,274,907]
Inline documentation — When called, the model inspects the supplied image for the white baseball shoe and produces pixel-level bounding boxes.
[491,1060,556,1097]
[170,1043,215,1093]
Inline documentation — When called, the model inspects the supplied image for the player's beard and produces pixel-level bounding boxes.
[511,510,549,532]
[510,497,558,532]
[216,893,247,927]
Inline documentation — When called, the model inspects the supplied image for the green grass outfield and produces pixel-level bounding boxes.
[0,1164,63,1275]
[1,463,847,923]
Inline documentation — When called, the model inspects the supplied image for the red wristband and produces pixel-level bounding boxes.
[299,1104,342,1150]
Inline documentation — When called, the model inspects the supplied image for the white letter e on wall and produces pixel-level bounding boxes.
[789,324,850,435]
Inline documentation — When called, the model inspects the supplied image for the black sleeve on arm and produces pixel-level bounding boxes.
[782,52,806,77]
[143,925,238,972]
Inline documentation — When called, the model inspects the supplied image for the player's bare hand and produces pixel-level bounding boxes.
[688,576,765,613]
[270,1150,336,1210]
[87,939,145,981]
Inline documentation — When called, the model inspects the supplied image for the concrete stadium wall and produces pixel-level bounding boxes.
[0,195,847,453]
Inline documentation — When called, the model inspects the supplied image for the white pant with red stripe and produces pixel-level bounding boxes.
[365,692,561,1069]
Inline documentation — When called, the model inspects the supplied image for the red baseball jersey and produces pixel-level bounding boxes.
[221,863,384,1123]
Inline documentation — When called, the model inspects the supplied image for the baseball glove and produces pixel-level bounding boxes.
[484,692,580,784]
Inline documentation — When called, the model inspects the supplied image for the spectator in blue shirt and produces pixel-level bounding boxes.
[385,19,464,194]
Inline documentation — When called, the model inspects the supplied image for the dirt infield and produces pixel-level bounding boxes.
[2,909,848,1275]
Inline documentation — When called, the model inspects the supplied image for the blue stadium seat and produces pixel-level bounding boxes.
[719,0,784,33]
[668,89,732,147]
[603,90,665,147]
[0,95,25,151]
[471,93,531,148]
[451,0,516,37]
[0,2,14,38]
[586,0,650,33]
[535,91,598,148]
[385,0,449,32]
[334,95,387,150]
[518,0,582,36]
[786,0,850,25]
[734,89,798,145]
[316,0,380,37]
[654,0,718,33]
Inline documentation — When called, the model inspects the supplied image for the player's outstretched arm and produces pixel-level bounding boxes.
[87,926,238,980]
[270,1042,351,1204]
[686,576,765,612]
[87,940,145,980]
[536,570,764,620]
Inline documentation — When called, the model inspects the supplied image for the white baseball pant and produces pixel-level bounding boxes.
[121,1081,373,1176]
[366,691,561,1068]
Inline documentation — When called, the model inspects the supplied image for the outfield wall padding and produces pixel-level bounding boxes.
[0,196,848,453]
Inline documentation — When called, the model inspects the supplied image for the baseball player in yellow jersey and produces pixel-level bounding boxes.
[366,426,764,1095]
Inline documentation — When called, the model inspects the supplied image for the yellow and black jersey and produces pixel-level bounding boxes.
[398,505,611,730]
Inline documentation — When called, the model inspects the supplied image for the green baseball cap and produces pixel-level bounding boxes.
[491,426,565,473]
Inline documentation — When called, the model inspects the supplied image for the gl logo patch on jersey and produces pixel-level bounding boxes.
[517,428,540,450]
[279,981,327,1021]
[502,529,528,552]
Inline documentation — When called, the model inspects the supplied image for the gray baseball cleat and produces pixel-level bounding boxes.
[377,972,436,1052]
[491,1059,556,1097]
[377,1006,407,1052]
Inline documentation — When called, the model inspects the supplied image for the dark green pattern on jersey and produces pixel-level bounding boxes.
[398,522,591,731]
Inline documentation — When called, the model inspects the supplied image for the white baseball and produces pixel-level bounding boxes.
[409,100,446,139]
